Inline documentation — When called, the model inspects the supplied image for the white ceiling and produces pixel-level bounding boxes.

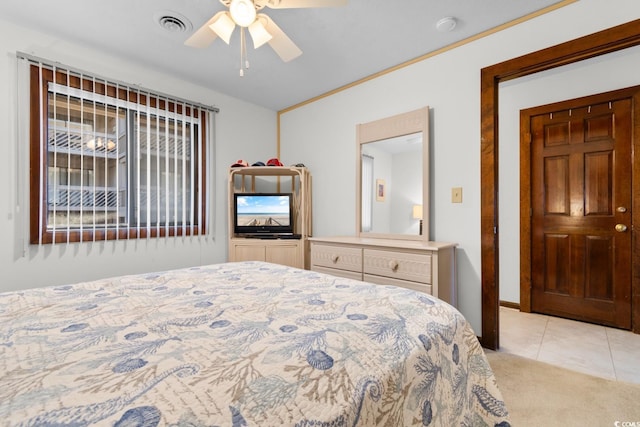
[0,0,567,111]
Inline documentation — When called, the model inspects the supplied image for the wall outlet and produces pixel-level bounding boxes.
[452,187,463,203]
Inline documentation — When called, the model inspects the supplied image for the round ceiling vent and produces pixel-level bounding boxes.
[154,10,193,33]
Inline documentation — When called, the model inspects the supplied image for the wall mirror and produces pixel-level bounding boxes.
[356,107,429,241]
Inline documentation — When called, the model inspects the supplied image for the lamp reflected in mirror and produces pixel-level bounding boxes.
[412,204,423,235]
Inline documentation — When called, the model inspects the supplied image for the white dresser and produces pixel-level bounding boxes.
[309,236,457,307]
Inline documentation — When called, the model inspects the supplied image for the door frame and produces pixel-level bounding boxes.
[480,19,640,350]
[520,86,640,321]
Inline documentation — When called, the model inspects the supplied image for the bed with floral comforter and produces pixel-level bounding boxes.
[0,261,509,426]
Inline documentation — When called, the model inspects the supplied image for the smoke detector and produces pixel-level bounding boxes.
[436,17,457,32]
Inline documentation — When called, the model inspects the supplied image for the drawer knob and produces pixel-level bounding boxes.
[331,254,339,263]
[388,260,399,271]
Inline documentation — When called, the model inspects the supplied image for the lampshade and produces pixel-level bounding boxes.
[248,18,273,49]
[412,204,423,220]
[209,12,235,45]
[229,0,256,27]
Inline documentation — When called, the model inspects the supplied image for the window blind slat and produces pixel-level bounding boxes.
[164,107,170,237]
[38,64,45,245]
[361,154,374,232]
[91,75,97,242]
[79,73,85,242]
[181,105,187,236]
[115,84,120,240]
[64,68,71,244]
[126,89,132,239]
[50,66,58,245]
[145,95,151,238]
[155,99,161,237]
[189,115,195,235]
[206,112,214,237]
[173,108,178,238]
[102,80,109,234]
[197,112,203,236]
[136,97,142,238]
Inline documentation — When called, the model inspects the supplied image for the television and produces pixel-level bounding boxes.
[234,193,294,236]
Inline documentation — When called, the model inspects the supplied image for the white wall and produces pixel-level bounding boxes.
[0,19,277,292]
[279,0,640,334]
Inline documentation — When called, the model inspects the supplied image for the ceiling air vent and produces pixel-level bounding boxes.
[155,11,192,33]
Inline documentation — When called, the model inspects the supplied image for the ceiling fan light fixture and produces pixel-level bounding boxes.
[230,0,257,27]
[209,12,236,44]
[248,18,273,49]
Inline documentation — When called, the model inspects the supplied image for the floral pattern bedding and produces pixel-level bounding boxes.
[0,261,509,426]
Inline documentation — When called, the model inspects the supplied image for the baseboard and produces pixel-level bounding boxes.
[500,300,520,310]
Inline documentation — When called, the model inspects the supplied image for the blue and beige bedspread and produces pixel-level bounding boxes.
[0,261,509,426]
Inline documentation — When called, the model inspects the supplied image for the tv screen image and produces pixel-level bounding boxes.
[234,193,294,235]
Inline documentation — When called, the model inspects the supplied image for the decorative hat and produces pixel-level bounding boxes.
[266,158,283,166]
[231,159,249,167]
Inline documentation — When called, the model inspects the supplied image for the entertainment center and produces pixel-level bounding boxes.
[228,166,311,269]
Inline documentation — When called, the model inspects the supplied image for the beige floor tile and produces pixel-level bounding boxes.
[499,307,547,359]
[537,317,616,380]
[606,327,640,383]
[497,307,639,383]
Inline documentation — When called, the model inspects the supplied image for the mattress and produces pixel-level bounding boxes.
[0,261,509,426]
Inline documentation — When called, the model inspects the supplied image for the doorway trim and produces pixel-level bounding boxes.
[480,19,640,350]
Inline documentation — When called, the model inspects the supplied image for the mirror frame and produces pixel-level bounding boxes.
[356,106,430,241]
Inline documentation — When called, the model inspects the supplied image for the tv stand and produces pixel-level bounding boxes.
[228,166,311,269]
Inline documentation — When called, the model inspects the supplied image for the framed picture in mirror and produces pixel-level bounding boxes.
[376,179,385,202]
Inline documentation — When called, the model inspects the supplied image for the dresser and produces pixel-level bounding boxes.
[309,236,457,307]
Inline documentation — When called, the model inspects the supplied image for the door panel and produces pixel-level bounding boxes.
[543,234,570,295]
[530,98,632,329]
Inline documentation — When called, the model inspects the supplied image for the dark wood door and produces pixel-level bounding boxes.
[530,97,632,329]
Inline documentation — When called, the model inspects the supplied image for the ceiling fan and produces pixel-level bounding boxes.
[185,0,347,76]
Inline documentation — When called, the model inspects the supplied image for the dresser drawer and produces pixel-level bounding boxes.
[313,265,363,281]
[311,243,362,273]
[364,274,433,295]
[363,249,431,284]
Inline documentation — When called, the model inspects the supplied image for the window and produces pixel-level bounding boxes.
[28,62,215,244]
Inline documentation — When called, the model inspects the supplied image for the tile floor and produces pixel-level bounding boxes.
[498,306,640,384]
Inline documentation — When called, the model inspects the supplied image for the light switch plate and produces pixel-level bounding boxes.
[452,187,463,203]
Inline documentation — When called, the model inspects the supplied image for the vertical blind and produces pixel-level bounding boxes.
[361,154,374,232]
[22,54,218,244]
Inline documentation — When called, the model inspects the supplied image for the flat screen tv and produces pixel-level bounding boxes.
[234,193,294,236]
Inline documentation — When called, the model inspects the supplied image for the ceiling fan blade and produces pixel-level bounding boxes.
[184,11,229,48]
[261,0,347,9]
[260,14,302,62]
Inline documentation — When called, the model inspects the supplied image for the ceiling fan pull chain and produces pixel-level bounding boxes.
[239,27,250,76]
[244,27,250,70]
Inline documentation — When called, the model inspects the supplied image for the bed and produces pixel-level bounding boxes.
[0,261,509,426]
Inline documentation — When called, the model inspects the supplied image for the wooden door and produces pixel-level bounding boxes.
[529,97,632,329]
